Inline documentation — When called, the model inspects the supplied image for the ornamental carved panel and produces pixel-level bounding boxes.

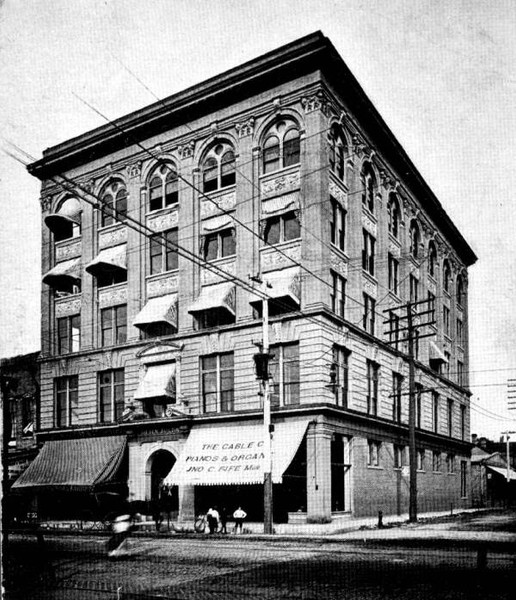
[202,261,235,285]
[330,253,348,278]
[362,276,378,299]
[55,297,81,318]
[427,278,436,294]
[55,239,81,263]
[362,212,378,237]
[260,243,301,272]
[388,239,401,258]
[201,190,236,218]
[126,162,142,180]
[99,225,128,249]
[98,285,128,308]
[147,208,179,233]
[236,118,255,138]
[261,171,300,199]
[147,274,178,298]
[329,179,348,209]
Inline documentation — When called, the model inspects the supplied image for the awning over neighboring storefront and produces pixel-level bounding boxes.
[486,465,516,481]
[188,282,235,315]
[11,436,127,492]
[163,419,310,486]
[250,267,301,306]
[85,244,127,276]
[133,294,178,330]
[134,363,176,400]
[261,192,299,217]
[42,257,81,290]
[44,198,82,235]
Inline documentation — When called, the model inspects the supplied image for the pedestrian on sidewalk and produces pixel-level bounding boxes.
[219,506,228,534]
[206,506,220,534]
[233,506,247,534]
[107,512,133,558]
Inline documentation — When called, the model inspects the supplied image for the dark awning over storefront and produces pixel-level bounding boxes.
[163,419,310,487]
[12,436,127,492]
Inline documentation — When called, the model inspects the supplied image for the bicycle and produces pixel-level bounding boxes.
[194,513,220,533]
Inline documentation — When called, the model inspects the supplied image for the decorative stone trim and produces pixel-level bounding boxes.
[330,253,348,278]
[362,212,377,237]
[388,239,401,258]
[98,285,128,308]
[56,239,81,263]
[202,260,235,285]
[329,178,348,209]
[260,242,301,272]
[427,278,436,294]
[147,274,178,298]
[99,224,127,249]
[126,162,142,180]
[363,274,378,299]
[178,140,195,159]
[40,195,52,212]
[260,170,300,199]
[200,190,236,218]
[301,90,331,116]
[147,208,179,232]
[236,117,255,138]
[55,296,81,318]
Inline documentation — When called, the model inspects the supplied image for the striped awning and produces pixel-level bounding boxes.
[188,282,236,315]
[251,267,301,306]
[134,363,176,400]
[12,436,127,492]
[261,192,299,217]
[133,294,178,330]
[44,198,82,235]
[42,257,81,290]
[86,244,127,276]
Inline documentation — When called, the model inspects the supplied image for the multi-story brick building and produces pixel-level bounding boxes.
[17,32,476,523]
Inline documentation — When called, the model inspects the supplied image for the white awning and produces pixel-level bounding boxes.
[42,257,81,289]
[133,294,178,329]
[486,465,516,481]
[261,192,299,217]
[251,267,301,305]
[44,198,82,234]
[134,363,176,400]
[163,419,310,486]
[85,244,127,276]
[188,282,235,315]
[201,215,233,234]
[429,341,448,363]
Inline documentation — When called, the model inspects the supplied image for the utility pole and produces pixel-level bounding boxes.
[251,276,274,534]
[501,431,515,483]
[384,298,436,524]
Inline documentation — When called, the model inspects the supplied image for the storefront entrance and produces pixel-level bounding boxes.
[148,449,177,507]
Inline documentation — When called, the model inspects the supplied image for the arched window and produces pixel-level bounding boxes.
[149,163,178,211]
[361,162,376,213]
[428,241,437,278]
[443,260,451,293]
[409,221,420,259]
[202,143,235,193]
[329,124,346,180]
[100,180,127,228]
[456,275,464,305]
[387,193,400,239]
[45,197,82,242]
[262,120,300,174]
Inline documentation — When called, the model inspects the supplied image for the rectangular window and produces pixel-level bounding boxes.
[269,343,300,407]
[57,314,80,355]
[330,198,346,251]
[54,375,78,428]
[331,271,346,319]
[263,211,300,245]
[393,445,405,469]
[460,461,467,497]
[456,319,463,347]
[367,360,379,416]
[201,353,234,413]
[388,310,400,348]
[446,453,456,474]
[100,305,127,347]
[447,398,454,437]
[432,391,439,433]
[415,382,423,428]
[457,360,464,386]
[444,352,451,377]
[409,275,419,304]
[443,305,450,337]
[428,292,436,322]
[362,230,375,275]
[432,450,441,472]
[98,369,125,423]
[331,434,346,511]
[150,229,178,274]
[417,449,425,471]
[203,228,236,261]
[367,440,381,467]
[460,405,466,440]
[363,293,376,335]
[332,346,349,407]
[388,254,399,295]
[392,372,403,422]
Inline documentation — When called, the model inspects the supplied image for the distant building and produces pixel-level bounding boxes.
[471,446,516,507]
[19,32,476,523]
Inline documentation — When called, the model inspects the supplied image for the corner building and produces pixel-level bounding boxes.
[25,32,477,523]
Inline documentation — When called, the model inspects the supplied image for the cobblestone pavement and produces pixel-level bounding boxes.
[4,532,516,600]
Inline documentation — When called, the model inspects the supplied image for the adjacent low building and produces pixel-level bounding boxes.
[16,32,476,524]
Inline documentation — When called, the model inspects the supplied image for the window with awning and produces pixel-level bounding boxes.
[86,244,127,287]
[134,362,177,419]
[163,419,310,487]
[11,436,127,492]
[45,197,82,241]
[42,257,82,293]
[429,341,448,372]
[261,192,299,218]
[250,267,300,316]
[133,294,178,337]
[188,282,236,329]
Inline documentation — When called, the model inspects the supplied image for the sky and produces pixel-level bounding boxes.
[0,0,515,439]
